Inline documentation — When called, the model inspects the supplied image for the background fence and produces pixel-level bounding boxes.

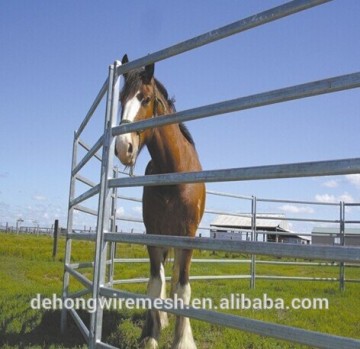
[107,189,360,291]
[61,0,360,348]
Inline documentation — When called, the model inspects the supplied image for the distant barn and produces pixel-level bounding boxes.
[210,214,310,244]
[312,227,360,246]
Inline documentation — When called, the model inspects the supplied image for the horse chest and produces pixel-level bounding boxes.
[143,186,191,233]
[145,187,180,212]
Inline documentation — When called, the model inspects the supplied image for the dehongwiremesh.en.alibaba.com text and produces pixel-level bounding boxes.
[30,293,329,313]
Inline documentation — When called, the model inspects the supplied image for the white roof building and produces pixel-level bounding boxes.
[210,214,310,244]
[211,213,289,232]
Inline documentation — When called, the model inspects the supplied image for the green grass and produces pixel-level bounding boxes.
[0,232,359,348]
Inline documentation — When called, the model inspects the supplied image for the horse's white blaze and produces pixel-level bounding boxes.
[122,92,141,122]
[116,92,142,165]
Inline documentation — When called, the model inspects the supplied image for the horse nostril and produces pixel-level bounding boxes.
[128,142,133,154]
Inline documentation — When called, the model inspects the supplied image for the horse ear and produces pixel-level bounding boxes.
[143,63,154,84]
[122,54,129,64]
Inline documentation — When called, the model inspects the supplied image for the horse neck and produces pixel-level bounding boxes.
[146,94,200,174]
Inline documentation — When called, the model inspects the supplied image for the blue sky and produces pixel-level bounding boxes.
[0,0,359,233]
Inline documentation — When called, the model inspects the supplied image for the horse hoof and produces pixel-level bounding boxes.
[142,337,159,349]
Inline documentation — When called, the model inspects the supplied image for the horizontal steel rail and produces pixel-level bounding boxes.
[117,194,142,203]
[206,209,253,218]
[104,233,360,263]
[112,275,251,285]
[68,288,91,300]
[72,135,104,177]
[68,232,97,241]
[73,205,98,217]
[65,264,93,289]
[111,258,349,267]
[116,215,143,223]
[207,209,339,224]
[78,139,102,162]
[111,275,341,285]
[109,158,360,188]
[254,214,339,224]
[257,275,338,281]
[70,184,100,208]
[116,192,345,226]
[258,197,340,206]
[100,287,360,349]
[120,190,251,202]
[69,308,89,341]
[76,174,97,188]
[114,0,332,76]
[69,262,95,270]
[112,72,360,137]
[96,341,118,349]
[75,79,108,139]
[207,190,253,200]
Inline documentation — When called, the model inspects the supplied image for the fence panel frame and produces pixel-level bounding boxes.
[61,0,360,347]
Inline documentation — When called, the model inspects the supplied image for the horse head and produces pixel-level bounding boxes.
[115,54,161,167]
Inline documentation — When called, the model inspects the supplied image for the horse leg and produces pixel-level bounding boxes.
[171,248,196,349]
[141,246,169,349]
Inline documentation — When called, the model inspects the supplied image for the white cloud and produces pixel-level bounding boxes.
[339,192,354,203]
[116,207,125,216]
[322,179,338,188]
[132,206,143,215]
[279,204,314,214]
[33,194,47,202]
[315,194,337,203]
[315,192,354,204]
[346,174,360,188]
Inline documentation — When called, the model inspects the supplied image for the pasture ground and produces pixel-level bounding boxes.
[0,232,359,348]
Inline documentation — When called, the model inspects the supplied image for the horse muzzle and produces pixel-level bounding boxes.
[115,134,138,166]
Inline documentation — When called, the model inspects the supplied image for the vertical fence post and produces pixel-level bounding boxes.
[89,60,121,348]
[108,166,119,287]
[52,219,59,259]
[339,201,345,291]
[61,132,78,333]
[250,196,257,289]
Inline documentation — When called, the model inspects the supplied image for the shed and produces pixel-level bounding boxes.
[210,214,310,244]
[312,227,360,246]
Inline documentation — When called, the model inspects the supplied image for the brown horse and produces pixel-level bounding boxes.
[115,54,205,349]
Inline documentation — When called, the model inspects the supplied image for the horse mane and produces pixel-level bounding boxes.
[154,79,195,147]
[120,68,195,147]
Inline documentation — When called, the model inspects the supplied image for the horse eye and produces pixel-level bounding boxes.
[142,96,151,105]
[136,93,144,102]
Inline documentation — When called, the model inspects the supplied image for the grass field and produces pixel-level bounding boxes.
[0,232,359,348]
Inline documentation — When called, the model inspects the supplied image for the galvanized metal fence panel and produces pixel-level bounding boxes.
[61,0,360,348]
